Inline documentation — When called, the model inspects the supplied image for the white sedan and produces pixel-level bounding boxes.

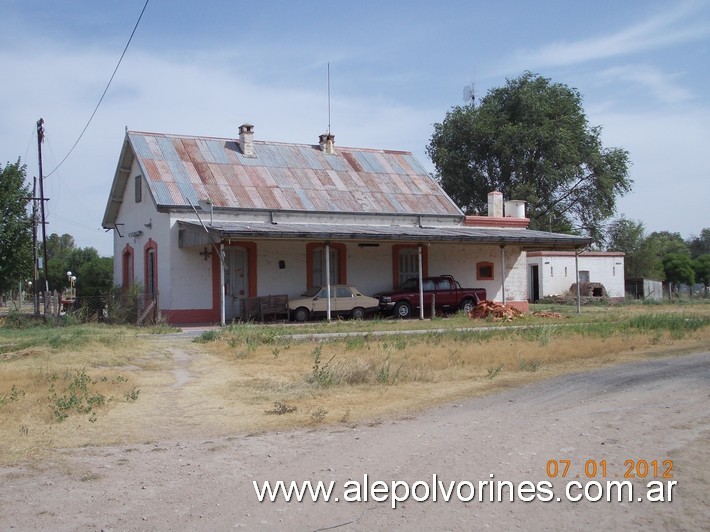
[289,285,380,322]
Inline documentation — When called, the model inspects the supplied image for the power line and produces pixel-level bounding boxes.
[46,0,150,177]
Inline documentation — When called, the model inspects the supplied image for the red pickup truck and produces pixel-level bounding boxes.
[376,275,487,319]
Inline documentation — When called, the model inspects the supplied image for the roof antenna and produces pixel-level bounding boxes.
[327,62,331,135]
[463,66,476,106]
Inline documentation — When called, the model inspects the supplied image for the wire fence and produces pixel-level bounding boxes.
[0,288,159,325]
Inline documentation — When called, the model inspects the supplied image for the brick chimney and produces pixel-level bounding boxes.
[318,132,335,155]
[239,124,255,157]
[487,191,503,217]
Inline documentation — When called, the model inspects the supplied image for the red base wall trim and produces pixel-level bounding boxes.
[162,308,220,325]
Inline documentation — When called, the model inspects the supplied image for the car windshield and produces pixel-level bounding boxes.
[400,278,419,291]
[301,286,322,297]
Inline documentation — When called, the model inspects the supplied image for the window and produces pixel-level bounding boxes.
[135,175,142,203]
[550,266,554,277]
[392,245,428,289]
[122,244,134,288]
[336,286,352,298]
[565,267,568,277]
[437,278,452,290]
[477,262,494,281]
[397,248,418,287]
[306,243,346,287]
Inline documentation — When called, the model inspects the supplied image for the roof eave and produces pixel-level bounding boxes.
[101,134,134,228]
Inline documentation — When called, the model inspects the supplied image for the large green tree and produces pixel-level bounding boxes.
[427,72,632,244]
[45,232,76,261]
[663,253,695,297]
[646,231,690,260]
[0,160,33,293]
[687,228,710,259]
[693,254,710,296]
[46,245,113,297]
[605,218,664,279]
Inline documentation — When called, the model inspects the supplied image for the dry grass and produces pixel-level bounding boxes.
[1,306,709,465]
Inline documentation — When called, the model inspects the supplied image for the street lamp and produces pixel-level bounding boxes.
[66,271,77,300]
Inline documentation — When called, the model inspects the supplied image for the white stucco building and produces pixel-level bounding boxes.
[527,251,626,301]
[102,125,591,324]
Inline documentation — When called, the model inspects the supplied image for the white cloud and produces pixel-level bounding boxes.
[509,1,710,69]
[596,65,694,105]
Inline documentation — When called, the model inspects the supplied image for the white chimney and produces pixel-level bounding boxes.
[318,133,335,155]
[239,123,255,157]
[487,191,503,217]
[505,200,526,218]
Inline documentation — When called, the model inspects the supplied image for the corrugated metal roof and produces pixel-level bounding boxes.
[127,131,462,217]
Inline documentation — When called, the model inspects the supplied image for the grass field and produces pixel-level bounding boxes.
[0,302,709,465]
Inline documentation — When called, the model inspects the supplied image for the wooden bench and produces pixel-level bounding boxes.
[244,294,290,322]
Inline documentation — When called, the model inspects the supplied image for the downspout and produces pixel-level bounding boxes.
[418,244,424,320]
[500,245,506,304]
[325,242,332,322]
[220,243,225,326]
[575,248,581,314]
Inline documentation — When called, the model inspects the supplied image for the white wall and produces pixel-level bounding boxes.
[528,253,625,299]
[156,238,523,312]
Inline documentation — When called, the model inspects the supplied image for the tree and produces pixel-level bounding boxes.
[662,253,695,297]
[647,231,690,258]
[77,257,114,298]
[427,72,632,244]
[605,218,663,279]
[693,254,710,296]
[688,228,710,259]
[46,245,102,293]
[45,233,75,261]
[0,160,33,293]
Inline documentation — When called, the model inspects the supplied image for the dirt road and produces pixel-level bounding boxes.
[1,351,708,531]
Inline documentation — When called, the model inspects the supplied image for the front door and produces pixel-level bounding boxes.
[530,265,540,302]
[224,247,248,321]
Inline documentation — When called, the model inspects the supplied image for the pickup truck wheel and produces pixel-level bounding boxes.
[460,297,476,314]
[351,307,366,320]
[293,307,310,322]
[394,302,412,319]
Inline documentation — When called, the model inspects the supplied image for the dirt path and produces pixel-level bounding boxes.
[1,351,708,531]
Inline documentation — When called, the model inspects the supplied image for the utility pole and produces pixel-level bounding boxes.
[37,118,50,312]
[32,176,40,315]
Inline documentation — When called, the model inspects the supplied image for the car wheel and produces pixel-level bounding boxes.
[394,301,412,319]
[293,307,309,322]
[351,307,366,320]
[460,297,476,314]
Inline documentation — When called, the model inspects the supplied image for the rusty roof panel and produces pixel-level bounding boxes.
[294,188,316,210]
[323,153,347,172]
[125,131,462,217]
[341,152,362,173]
[297,145,323,170]
[131,134,154,160]
[157,137,180,163]
[151,181,172,205]
[230,182,254,209]
[182,138,205,164]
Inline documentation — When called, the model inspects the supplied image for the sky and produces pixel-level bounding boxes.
[2,0,709,257]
